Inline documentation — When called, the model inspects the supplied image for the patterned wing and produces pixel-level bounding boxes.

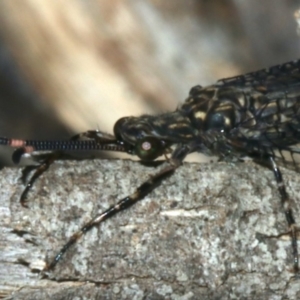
[219,60,300,170]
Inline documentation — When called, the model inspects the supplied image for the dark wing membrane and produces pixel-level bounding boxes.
[219,60,300,171]
[263,147,300,172]
[218,59,300,91]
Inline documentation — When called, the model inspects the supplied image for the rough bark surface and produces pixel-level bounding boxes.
[1,159,300,299]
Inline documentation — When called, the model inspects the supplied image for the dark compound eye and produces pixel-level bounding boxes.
[135,137,166,161]
[206,112,226,131]
[205,105,235,132]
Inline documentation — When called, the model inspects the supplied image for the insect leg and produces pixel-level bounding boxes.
[18,131,110,207]
[44,144,191,272]
[70,130,116,143]
[19,153,60,207]
[20,165,40,183]
[269,156,299,274]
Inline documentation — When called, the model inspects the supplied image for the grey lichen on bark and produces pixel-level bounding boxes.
[1,159,300,299]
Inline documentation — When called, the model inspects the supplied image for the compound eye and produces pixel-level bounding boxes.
[135,137,165,161]
[205,106,235,132]
[206,112,226,131]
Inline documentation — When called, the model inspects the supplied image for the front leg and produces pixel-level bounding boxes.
[43,162,177,271]
[19,152,60,207]
[70,130,116,144]
[15,131,112,207]
[43,144,191,271]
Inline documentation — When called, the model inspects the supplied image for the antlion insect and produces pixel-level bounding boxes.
[2,59,300,274]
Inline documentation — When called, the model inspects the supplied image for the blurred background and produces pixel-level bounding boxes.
[0,0,299,165]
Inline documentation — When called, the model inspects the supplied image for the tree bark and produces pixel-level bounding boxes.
[1,159,300,299]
